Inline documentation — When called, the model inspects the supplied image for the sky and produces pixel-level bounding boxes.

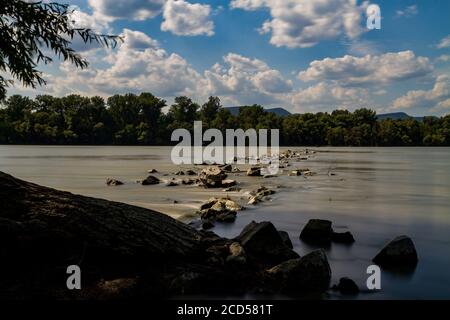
[10,0,450,116]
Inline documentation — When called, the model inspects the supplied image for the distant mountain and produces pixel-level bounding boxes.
[376,112,424,121]
[226,106,291,117]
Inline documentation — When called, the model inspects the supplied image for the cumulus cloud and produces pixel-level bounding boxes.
[396,5,418,18]
[437,35,450,49]
[290,82,370,112]
[392,75,450,112]
[231,0,366,48]
[50,29,205,98]
[204,53,293,105]
[298,51,433,86]
[161,0,214,36]
[88,0,165,21]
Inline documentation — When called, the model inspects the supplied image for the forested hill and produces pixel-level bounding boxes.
[0,93,449,146]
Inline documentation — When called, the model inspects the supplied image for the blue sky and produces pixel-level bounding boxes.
[12,0,450,116]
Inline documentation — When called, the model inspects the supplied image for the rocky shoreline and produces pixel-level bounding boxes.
[0,169,419,299]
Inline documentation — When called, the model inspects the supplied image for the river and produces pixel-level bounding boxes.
[1,145,449,299]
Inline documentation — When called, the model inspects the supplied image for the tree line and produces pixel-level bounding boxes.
[1,93,449,146]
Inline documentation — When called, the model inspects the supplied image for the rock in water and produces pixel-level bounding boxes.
[141,175,160,185]
[278,231,293,249]
[373,235,418,268]
[331,231,355,244]
[266,250,331,294]
[246,167,261,177]
[199,166,228,188]
[332,277,359,295]
[299,219,332,245]
[235,221,299,265]
[106,178,123,186]
[221,179,237,188]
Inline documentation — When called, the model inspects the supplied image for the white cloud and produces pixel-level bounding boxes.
[437,35,450,49]
[298,51,433,86]
[161,0,214,36]
[231,0,366,48]
[436,55,450,63]
[49,29,205,98]
[396,5,418,18]
[88,0,166,21]
[204,53,293,105]
[290,82,370,112]
[392,75,450,112]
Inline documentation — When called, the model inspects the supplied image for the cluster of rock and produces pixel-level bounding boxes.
[198,166,237,189]
[288,168,315,177]
[280,149,314,160]
[198,197,243,228]
[247,186,276,205]
[0,171,337,299]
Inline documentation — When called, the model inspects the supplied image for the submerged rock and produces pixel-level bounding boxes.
[235,221,299,265]
[248,186,276,205]
[331,231,355,244]
[141,175,160,185]
[106,178,124,186]
[223,186,241,192]
[221,179,237,188]
[266,250,331,294]
[185,170,197,176]
[299,219,333,245]
[246,167,262,177]
[198,197,242,224]
[373,235,418,268]
[332,277,359,295]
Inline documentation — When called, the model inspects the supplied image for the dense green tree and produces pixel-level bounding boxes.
[0,92,449,146]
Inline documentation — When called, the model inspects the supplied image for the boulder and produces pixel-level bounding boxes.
[147,169,158,173]
[332,231,355,244]
[166,181,179,187]
[141,175,160,185]
[235,221,299,264]
[106,178,123,186]
[181,178,196,185]
[332,277,359,295]
[199,167,228,188]
[223,186,241,192]
[246,167,262,177]
[221,179,237,188]
[278,231,293,249]
[219,164,233,172]
[300,219,332,245]
[185,170,197,176]
[174,170,185,176]
[372,235,418,268]
[266,250,331,294]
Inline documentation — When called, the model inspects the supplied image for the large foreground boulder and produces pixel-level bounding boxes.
[235,221,299,265]
[0,171,334,299]
[373,235,418,268]
[266,250,331,295]
[300,219,333,245]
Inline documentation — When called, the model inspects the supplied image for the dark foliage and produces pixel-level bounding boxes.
[1,93,449,146]
[0,0,121,100]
